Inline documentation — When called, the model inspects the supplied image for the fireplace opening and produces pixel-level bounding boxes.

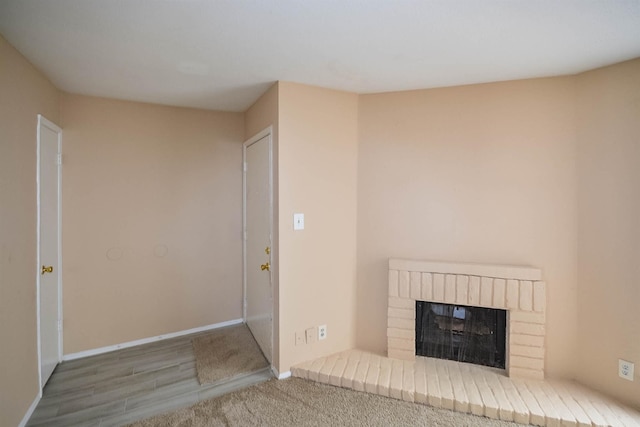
[416,301,507,369]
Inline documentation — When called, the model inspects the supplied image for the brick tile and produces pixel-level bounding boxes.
[399,271,410,298]
[509,367,544,381]
[410,272,421,300]
[569,389,609,427]
[472,368,500,419]
[506,279,520,310]
[389,359,404,400]
[520,280,533,311]
[512,379,546,426]
[546,380,594,427]
[510,321,545,336]
[352,352,371,392]
[388,337,414,351]
[511,344,545,359]
[424,357,442,408]
[414,358,428,404]
[533,281,545,312]
[510,355,544,371]
[468,276,481,306]
[590,399,628,427]
[604,403,640,427]
[388,327,414,340]
[318,354,339,384]
[388,317,414,330]
[402,360,415,402]
[435,359,454,410]
[591,400,626,427]
[493,278,506,308]
[292,360,313,379]
[509,311,545,325]
[498,376,530,425]
[421,273,433,301]
[388,348,414,361]
[444,274,456,303]
[433,274,445,302]
[540,381,577,426]
[525,381,562,427]
[447,361,470,413]
[387,307,415,319]
[340,352,361,389]
[388,296,414,309]
[458,363,484,416]
[480,277,493,307]
[377,357,393,397]
[510,333,545,348]
[364,355,381,394]
[482,370,514,421]
[329,356,348,387]
[456,275,469,305]
[389,270,399,297]
[307,357,327,382]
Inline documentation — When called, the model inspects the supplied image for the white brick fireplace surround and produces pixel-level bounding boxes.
[387,259,546,380]
[293,258,640,425]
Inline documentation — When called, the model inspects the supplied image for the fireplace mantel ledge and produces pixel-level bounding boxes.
[389,259,542,282]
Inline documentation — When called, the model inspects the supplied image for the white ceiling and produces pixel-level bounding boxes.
[1,1,640,112]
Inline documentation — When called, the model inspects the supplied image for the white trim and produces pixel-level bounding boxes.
[18,390,42,427]
[242,126,274,363]
[389,258,542,281]
[271,366,291,380]
[36,114,63,389]
[62,319,243,361]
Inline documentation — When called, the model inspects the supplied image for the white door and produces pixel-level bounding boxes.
[37,115,62,387]
[244,130,273,363]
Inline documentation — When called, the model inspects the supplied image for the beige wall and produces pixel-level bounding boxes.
[244,83,281,369]
[576,58,640,409]
[356,78,579,379]
[60,94,244,353]
[0,35,59,427]
[277,82,359,372]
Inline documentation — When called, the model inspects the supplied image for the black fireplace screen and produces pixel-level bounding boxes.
[415,301,506,369]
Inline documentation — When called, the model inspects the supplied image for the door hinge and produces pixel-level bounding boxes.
[58,320,62,331]
[57,154,62,165]
[243,162,247,172]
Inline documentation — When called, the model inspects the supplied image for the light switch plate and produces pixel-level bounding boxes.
[305,327,316,344]
[294,213,304,230]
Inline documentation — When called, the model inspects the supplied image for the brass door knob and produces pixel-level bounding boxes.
[41,265,54,275]
[260,262,270,271]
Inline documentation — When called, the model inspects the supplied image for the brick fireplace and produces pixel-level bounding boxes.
[387,259,546,380]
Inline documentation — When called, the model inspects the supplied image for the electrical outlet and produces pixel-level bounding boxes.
[619,359,634,381]
[305,327,317,344]
[318,324,327,340]
[295,331,305,346]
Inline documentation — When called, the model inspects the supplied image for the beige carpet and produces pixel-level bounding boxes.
[128,377,522,426]
[192,324,268,385]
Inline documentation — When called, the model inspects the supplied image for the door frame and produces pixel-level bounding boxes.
[36,114,63,389]
[242,126,274,357]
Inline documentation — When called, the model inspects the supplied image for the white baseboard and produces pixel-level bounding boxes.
[272,365,291,379]
[62,318,243,361]
[19,390,42,427]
